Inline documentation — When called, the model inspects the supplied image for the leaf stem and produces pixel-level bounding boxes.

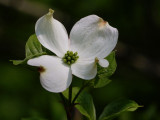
[60,79,91,120]
[69,83,72,105]
[59,93,66,105]
[72,81,91,105]
[59,93,72,120]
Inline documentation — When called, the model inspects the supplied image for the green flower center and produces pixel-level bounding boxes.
[63,51,79,65]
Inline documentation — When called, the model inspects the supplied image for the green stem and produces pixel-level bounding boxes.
[60,79,91,120]
[69,83,72,105]
[71,81,91,106]
[59,93,66,105]
[59,93,72,120]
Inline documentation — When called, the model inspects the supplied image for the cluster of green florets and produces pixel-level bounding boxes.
[63,51,79,65]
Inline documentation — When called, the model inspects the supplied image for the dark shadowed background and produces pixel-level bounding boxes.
[0,0,160,120]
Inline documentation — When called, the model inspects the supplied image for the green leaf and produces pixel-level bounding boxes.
[76,90,96,120]
[104,51,117,76]
[25,34,46,57]
[11,34,47,65]
[93,75,112,88]
[11,60,25,65]
[92,51,117,88]
[62,87,96,120]
[98,99,140,120]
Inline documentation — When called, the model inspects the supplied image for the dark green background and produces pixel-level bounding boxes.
[0,0,160,120]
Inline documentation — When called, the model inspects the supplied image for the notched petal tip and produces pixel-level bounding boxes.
[47,8,54,16]
[98,18,108,29]
[38,66,46,73]
[95,57,99,63]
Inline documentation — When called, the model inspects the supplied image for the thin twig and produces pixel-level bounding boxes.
[59,93,71,120]
[69,83,72,105]
[71,81,91,105]
[59,93,66,106]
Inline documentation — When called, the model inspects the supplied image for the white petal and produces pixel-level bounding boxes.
[98,58,109,67]
[27,55,72,93]
[71,60,97,80]
[70,15,118,60]
[35,10,69,57]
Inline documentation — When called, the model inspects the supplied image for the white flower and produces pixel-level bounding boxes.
[27,9,118,93]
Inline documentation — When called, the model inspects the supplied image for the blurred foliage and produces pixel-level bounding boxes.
[0,0,160,120]
[11,34,47,65]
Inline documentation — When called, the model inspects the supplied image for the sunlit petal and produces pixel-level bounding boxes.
[71,60,97,80]
[70,15,118,60]
[27,55,72,93]
[35,9,69,57]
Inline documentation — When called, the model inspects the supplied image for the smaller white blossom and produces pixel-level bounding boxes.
[27,9,118,93]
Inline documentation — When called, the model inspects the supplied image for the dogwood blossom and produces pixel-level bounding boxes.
[27,9,118,93]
